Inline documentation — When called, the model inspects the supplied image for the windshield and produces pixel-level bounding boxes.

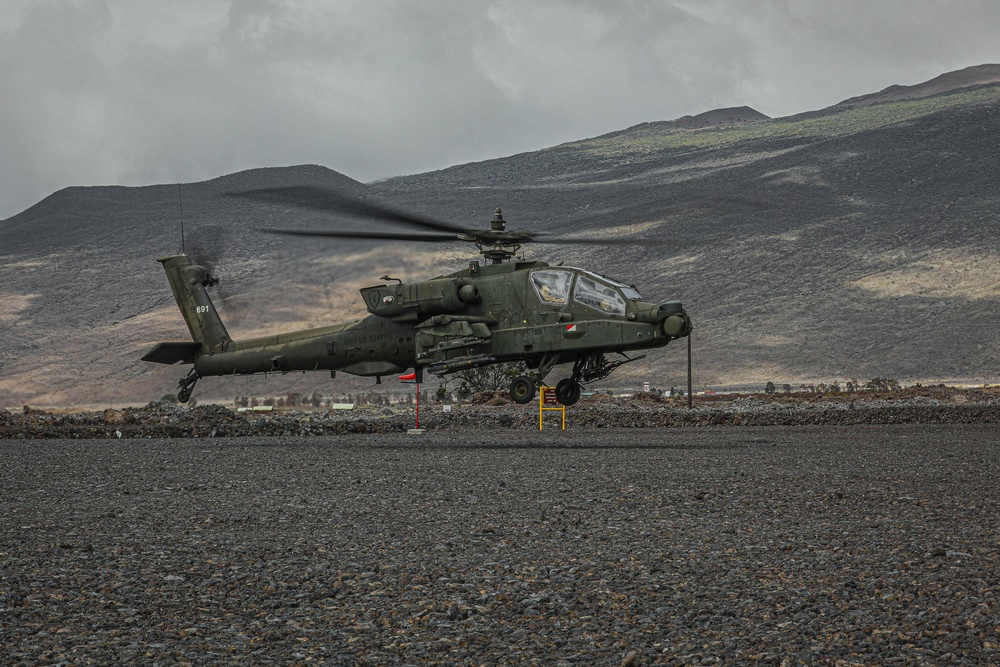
[573,273,627,315]
[573,269,642,299]
[530,269,573,305]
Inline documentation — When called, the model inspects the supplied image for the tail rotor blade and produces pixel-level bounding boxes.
[185,224,255,329]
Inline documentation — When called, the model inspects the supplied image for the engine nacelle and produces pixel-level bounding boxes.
[360,278,477,321]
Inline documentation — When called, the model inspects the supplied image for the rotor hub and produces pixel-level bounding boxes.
[491,208,506,232]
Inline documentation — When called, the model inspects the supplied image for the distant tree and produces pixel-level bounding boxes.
[764,381,776,395]
[865,377,901,392]
[161,393,178,404]
[782,384,792,394]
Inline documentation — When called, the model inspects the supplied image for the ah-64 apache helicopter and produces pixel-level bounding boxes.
[142,187,692,405]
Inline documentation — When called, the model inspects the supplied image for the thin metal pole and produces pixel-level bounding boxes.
[687,331,693,409]
[415,382,420,429]
[178,184,186,255]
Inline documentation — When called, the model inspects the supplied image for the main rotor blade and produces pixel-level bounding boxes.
[529,234,675,246]
[262,228,461,243]
[228,185,468,234]
[264,226,679,247]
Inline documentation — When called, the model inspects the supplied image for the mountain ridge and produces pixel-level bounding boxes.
[835,63,1000,107]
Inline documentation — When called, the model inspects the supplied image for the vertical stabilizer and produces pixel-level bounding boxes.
[158,255,231,353]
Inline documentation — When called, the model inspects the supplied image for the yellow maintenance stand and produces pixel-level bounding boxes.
[539,386,566,430]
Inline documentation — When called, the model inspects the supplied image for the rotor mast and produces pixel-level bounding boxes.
[474,208,522,264]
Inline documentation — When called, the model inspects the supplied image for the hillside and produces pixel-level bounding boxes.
[369,81,1000,389]
[3,68,1000,407]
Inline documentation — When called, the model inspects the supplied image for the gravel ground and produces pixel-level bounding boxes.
[1,426,998,666]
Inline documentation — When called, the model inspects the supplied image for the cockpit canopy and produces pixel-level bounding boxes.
[529,268,642,316]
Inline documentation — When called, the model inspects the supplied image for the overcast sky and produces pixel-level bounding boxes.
[2,0,998,220]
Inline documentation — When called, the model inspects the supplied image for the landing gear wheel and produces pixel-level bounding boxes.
[510,376,536,404]
[177,370,200,404]
[555,378,582,406]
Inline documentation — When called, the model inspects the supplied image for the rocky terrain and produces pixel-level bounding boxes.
[3,386,1000,439]
[2,423,997,665]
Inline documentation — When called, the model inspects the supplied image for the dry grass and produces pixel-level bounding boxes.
[0,294,39,324]
[850,249,1000,300]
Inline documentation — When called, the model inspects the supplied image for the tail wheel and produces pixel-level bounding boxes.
[177,370,199,403]
[555,379,582,406]
[510,376,536,404]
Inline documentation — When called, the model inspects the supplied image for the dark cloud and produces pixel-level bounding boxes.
[2,0,999,219]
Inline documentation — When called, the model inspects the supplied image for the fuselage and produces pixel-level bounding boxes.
[144,254,690,386]
[192,259,686,378]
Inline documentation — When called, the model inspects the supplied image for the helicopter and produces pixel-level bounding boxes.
[141,186,692,405]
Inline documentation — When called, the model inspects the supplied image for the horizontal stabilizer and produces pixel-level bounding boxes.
[141,341,202,365]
